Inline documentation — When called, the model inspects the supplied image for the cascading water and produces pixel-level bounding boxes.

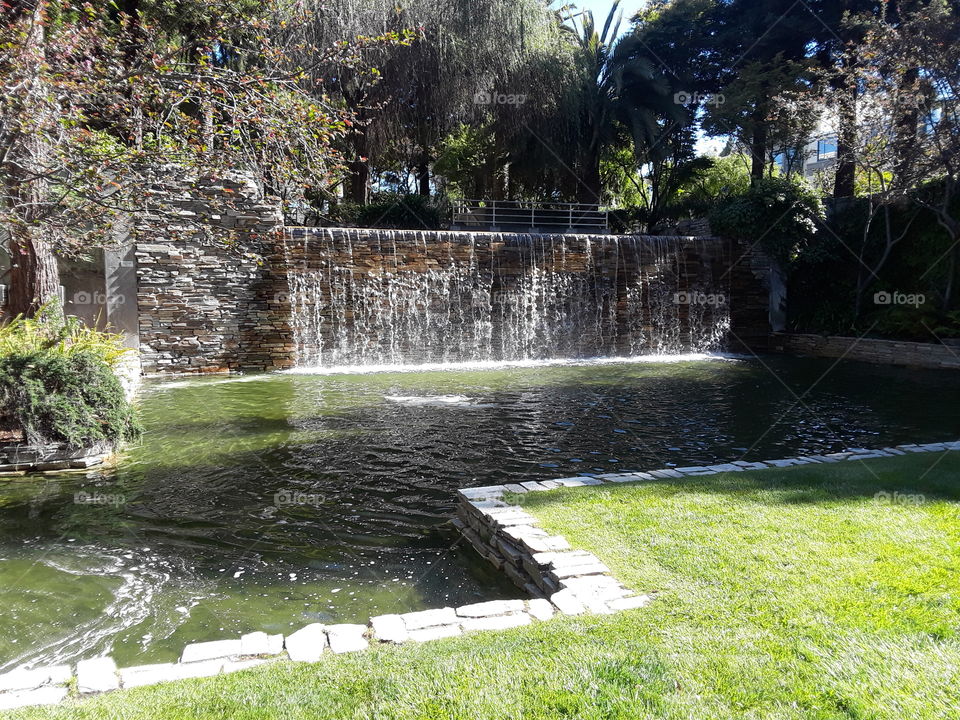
[285,229,731,368]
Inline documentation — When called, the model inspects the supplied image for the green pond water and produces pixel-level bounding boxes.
[1,355,958,670]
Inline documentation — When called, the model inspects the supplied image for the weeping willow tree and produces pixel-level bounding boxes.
[296,0,573,202]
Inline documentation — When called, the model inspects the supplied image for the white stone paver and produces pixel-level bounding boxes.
[285,623,328,662]
[76,656,119,694]
[119,663,177,689]
[370,614,409,643]
[0,665,71,693]
[240,631,284,657]
[327,624,368,654]
[180,639,242,664]
[400,607,457,630]
[527,598,555,621]
[0,686,69,711]
[456,599,525,617]
[407,625,461,642]
[550,590,586,615]
[461,613,531,632]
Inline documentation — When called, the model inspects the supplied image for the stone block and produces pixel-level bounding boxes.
[326,624,368,654]
[461,613,531,632]
[455,599,525,618]
[0,687,69,711]
[527,598,555,621]
[76,656,119,694]
[119,663,177,688]
[240,631,284,656]
[547,562,610,581]
[607,594,652,611]
[285,623,328,662]
[370,614,409,643]
[406,625,461,642]
[400,607,458,631]
[0,665,71,693]
[180,639,242,664]
[550,590,586,615]
[171,660,225,680]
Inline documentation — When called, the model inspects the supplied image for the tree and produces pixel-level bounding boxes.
[1,0,368,317]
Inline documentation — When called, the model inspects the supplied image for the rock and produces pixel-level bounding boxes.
[240,631,284,656]
[172,660,225,680]
[607,594,653,611]
[547,562,610,581]
[0,687,69,711]
[550,590,586,615]
[527,598,555,621]
[285,623,328,662]
[119,663,177,689]
[326,624,368,654]
[221,658,270,674]
[400,607,458,631]
[370,614,409,644]
[76,656,120,694]
[406,625,461,642]
[0,665,71,693]
[180,639,242,664]
[455,600,525,618]
[502,483,528,493]
[461,613,531,632]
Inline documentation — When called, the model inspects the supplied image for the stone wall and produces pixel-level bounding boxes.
[771,332,960,370]
[133,175,291,374]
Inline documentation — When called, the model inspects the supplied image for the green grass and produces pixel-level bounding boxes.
[6,452,960,719]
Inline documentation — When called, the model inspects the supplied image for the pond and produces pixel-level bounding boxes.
[1,354,958,671]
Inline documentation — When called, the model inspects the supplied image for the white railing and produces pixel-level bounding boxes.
[451,199,609,234]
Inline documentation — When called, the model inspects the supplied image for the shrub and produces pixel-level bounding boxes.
[327,193,449,230]
[0,305,141,448]
[710,176,824,266]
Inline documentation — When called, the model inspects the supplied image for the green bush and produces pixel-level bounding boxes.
[327,193,449,230]
[710,176,824,266]
[0,305,141,448]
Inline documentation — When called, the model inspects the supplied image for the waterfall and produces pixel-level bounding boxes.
[284,229,731,368]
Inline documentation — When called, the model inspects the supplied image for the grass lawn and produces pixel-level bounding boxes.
[5,451,960,719]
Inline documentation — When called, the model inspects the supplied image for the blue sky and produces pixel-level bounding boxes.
[564,1,646,29]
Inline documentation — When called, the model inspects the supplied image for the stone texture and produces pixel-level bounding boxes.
[527,598,556,621]
[550,590,586,615]
[455,600,525,618]
[400,607,458,631]
[180,639,242,664]
[370,614,409,644]
[285,623,328,662]
[461,613,531,632]
[0,687,69,711]
[326,624,368,654]
[172,660,225,680]
[76,656,120,694]
[119,663,177,689]
[406,625,462,642]
[607,595,653,611]
[772,332,960,370]
[240,631,284,657]
[0,665,71,693]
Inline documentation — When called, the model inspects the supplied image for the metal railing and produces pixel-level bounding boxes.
[451,199,609,234]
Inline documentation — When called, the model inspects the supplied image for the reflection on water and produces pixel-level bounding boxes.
[1,355,958,669]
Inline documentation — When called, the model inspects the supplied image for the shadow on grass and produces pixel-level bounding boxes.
[517,451,960,509]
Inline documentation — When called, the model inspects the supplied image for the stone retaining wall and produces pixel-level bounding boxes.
[772,332,960,370]
[133,174,291,374]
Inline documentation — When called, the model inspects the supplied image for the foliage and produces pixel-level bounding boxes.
[0,304,140,448]
[664,153,753,218]
[710,176,824,266]
[327,193,448,230]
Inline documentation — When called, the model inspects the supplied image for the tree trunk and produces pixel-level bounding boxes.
[749,122,767,181]
[2,0,61,318]
[578,149,602,204]
[417,157,430,197]
[6,228,59,317]
[833,74,857,198]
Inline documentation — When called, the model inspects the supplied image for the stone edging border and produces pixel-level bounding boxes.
[2,441,956,712]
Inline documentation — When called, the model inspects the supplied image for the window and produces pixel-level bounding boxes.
[817,138,837,161]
